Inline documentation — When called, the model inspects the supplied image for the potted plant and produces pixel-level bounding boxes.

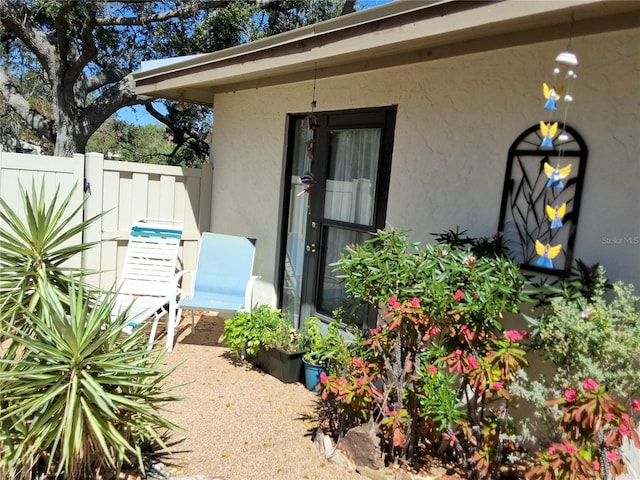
[301,317,353,392]
[219,305,306,383]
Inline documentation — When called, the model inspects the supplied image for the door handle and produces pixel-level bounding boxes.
[305,243,317,253]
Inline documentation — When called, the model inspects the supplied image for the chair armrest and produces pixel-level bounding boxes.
[244,275,261,312]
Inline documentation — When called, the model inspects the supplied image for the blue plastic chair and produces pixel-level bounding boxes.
[166,232,259,352]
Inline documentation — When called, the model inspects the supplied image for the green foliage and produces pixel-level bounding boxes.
[302,316,355,373]
[219,305,301,357]
[0,181,181,480]
[0,282,180,480]
[527,270,640,402]
[321,229,530,474]
[527,380,639,480]
[0,181,103,319]
[335,228,527,337]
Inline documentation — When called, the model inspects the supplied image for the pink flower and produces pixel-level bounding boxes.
[351,357,364,368]
[582,378,599,391]
[564,389,577,402]
[389,295,400,309]
[462,255,476,266]
[620,424,629,436]
[632,400,640,412]
[606,450,618,463]
[453,349,462,358]
[369,326,380,335]
[410,297,420,307]
[428,364,438,375]
[357,378,364,387]
[454,289,464,302]
[430,327,440,335]
[548,446,557,455]
[492,382,503,391]
[319,371,328,384]
[593,460,600,471]
[467,356,478,369]
[564,441,578,455]
[503,330,523,341]
[473,292,479,299]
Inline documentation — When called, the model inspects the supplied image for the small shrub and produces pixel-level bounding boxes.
[219,304,302,357]
[0,282,180,480]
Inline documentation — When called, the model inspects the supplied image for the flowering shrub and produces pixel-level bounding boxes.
[317,229,640,479]
[321,229,529,475]
[527,379,640,480]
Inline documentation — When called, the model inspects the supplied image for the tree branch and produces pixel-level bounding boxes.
[0,0,59,80]
[95,1,233,27]
[0,65,54,140]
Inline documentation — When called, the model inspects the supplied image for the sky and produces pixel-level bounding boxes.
[118,0,395,126]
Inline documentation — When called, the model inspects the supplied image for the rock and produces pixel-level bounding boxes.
[328,448,357,472]
[312,427,335,459]
[358,465,395,480]
[336,422,384,470]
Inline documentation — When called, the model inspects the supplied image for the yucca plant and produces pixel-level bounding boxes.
[0,181,103,322]
[0,280,181,480]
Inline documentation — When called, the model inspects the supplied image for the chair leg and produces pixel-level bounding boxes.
[165,308,175,353]
[190,310,196,334]
[148,310,164,351]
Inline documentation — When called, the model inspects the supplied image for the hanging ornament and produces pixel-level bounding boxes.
[297,171,317,196]
[539,49,578,148]
[540,121,558,148]
[544,161,571,189]
[535,240,562,269]
[546,203,567,229]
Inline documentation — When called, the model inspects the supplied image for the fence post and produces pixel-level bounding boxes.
[82,152,105,288]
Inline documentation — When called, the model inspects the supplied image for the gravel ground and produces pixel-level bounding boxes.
[159,313,362,480]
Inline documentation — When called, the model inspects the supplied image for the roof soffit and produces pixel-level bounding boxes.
[134,0,640,104]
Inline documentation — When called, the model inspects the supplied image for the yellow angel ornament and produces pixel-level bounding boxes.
[544,161,571,189]
[546,203,566,229]
[535,240,562,269]
[540,121,558,148]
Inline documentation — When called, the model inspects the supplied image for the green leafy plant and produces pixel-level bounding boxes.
[526,269,640,404]
[0,281,181,480]
[527,380,640,480]
[302,317,354,372]
[319,229,529,474]
[0,180,182,480]
[0,181,103,321]
[219,304,303,357]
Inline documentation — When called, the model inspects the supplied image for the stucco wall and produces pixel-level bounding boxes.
[210,28,640,304]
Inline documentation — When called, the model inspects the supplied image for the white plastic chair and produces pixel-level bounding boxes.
[112,218,183,350]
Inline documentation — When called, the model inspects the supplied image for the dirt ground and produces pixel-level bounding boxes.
[159,313,364,480]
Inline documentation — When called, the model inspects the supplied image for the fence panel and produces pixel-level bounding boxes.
[0,152,85,268]
[0,151,212,293]
[83,153,212,292]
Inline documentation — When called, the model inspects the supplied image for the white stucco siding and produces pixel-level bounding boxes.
[210,27,640,305]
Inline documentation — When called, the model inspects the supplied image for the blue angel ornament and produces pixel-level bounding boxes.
[540,121,558,148]
[546,203,566,229]
[535,240,562,269]
[544,162,571,189]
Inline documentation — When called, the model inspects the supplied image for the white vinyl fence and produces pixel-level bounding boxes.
[0,151,212,292]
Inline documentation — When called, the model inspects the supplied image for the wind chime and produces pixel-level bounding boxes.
[298,65,319,197]
[536,26,579,269]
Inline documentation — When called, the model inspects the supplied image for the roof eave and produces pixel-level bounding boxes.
[134,0,640,105]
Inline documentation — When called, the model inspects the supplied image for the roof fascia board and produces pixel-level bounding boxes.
[135,0,637,101]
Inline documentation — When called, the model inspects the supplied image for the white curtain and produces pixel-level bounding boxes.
[324,128,381,225]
